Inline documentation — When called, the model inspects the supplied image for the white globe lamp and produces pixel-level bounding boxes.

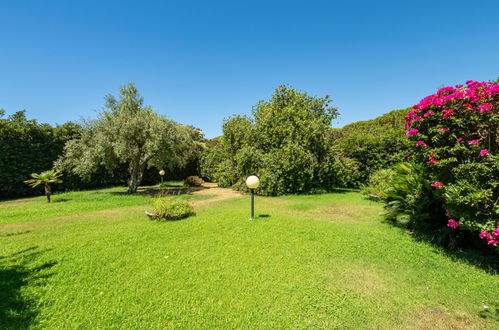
[246,175,260,220]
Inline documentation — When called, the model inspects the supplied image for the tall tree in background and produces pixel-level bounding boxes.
[56,83,193,193]
[201,85,343,195]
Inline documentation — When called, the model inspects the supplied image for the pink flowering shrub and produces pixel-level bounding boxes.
[404,80,499,248]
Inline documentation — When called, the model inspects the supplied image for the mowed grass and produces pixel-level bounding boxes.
[0,188,498,329]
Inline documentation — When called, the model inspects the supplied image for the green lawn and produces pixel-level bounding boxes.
[0,187,497,329]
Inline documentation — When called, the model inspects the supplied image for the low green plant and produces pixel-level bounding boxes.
[360,168,396,201]
[378,163,442,229]
[147,198,194,221]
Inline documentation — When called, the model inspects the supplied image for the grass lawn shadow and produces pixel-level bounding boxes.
[380,217,499,274]
[0,247,57,329]
[104,186,212,197]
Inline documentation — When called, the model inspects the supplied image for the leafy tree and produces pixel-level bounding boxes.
[24,170,63,203]
[201,85,345,195]
[56,83,193,193]
[333,108,412,187]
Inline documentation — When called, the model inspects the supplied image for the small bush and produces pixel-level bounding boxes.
[147,198,194,221]
[361,168,396,201]
[184,176,204,187]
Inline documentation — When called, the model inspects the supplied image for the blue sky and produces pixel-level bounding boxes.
[1,0,498,138]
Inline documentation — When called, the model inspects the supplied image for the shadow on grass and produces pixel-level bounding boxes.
[258,214,271,218]
[104,186,211,197]
[381,218,499,274]
[0,247,56,329]
[51,198,71,203]
[0,230,31,238]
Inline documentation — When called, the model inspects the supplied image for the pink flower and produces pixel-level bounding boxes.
[440,128,449,132]
[479,149,489,156]
[456,138,463,142]
[445,209,453,217]
[423,111,435,118]
[442,109,454,118]
[406,128,419,136]
[431,182,444,189]
[480,231,492,239]
[447,219,459,229]
[416,141,427,146]
[478,103,493,113]
[463,103,473,110]
[468,139,480,145]
[437,86,456,95]
[487,239,498,246]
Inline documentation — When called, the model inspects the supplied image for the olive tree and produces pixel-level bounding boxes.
[56,83,192,193]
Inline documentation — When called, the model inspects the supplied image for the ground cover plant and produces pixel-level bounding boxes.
[1,187,497,328]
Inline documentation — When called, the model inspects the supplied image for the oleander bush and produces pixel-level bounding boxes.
[147,198,194,221]
[393,80,498,248]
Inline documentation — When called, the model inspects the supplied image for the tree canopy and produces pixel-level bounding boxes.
[56,83,194,193]
[201,85,346,195]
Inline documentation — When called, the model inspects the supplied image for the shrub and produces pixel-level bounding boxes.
[361,168,396,201]
[403,80,499,247]
[334,109,412,187]
[378,163,442,230]
[147,198,194,221]
[184,176,204,187]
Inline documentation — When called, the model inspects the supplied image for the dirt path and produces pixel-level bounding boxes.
[190,183,243,207]
[0,200,35,208]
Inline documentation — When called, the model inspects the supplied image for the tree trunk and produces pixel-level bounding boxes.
[45,183,51,203]
[127,163,146,194]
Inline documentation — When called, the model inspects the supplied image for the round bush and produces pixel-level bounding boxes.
[147,199,194,221]
[184,176,204,187]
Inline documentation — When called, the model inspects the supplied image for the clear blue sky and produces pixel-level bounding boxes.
[1,0,498,138]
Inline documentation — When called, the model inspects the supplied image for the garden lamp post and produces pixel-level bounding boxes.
[246,175,260,220]
[159,170,165,183]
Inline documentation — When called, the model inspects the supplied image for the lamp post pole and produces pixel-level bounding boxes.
[246,175,260,221]
[250,189,255,220]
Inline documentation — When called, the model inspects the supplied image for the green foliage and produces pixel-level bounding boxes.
[148,198,194,220]
[0,110,123,199]
[360,168,396,201]
[377,163,442,229]
[56,83,195,194]
[200,85,343,195]
[334,109,412,187]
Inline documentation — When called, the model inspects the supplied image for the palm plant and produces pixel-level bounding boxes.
[24,170,63,203]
